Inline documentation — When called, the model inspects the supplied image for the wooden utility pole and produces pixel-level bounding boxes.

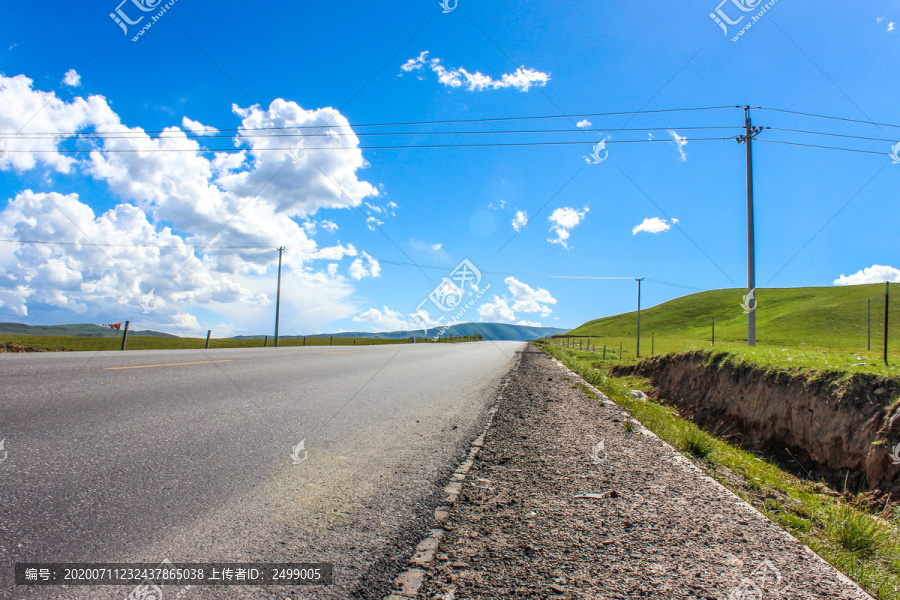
[274,247,284,347]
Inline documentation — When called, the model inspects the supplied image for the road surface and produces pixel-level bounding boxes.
[0,341,523,599]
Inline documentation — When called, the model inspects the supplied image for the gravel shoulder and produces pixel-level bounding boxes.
[416,345,873,599]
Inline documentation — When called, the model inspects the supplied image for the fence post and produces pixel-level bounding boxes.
[330,336,333,346]
[264,336,268,347]
[303,336,306,346]
[353,339,356,346]
[603,345,606,359]
[120,320,130,351]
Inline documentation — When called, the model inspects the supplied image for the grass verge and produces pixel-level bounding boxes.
[538,341,900,599]
[0,334,475,352]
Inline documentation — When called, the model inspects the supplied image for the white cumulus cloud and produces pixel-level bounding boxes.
[512,210,528,232]
[401,51,549,92]
[348,251,381,280]
[834,265,900,285]
[0,71,383,336]
[548,206,588,249]
[182,116,218,136]
[477,277,556,322]
[352,306,410,332]
[633,217,675,235]
[576,120,592,128]
[61,69,81,87]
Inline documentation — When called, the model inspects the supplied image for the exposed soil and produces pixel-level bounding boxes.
[613,352,900,498]
[416,345,872,599]
[0,342,62,352]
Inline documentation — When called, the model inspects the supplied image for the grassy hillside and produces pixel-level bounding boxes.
[567,284,899,351]
[0,323,177,338]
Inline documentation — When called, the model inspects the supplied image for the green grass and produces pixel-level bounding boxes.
[539,341,900,599]
[559,284,900,375]
[0,334,475,352]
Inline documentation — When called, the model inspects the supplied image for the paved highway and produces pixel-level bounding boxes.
[0,341,523,599]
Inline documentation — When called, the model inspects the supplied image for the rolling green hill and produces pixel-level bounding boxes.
[0,323,178,338]
[238,323,568,342]
[566,284,899,350]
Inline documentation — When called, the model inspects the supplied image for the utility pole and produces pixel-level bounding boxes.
[737,106,765,347]
[885,282,890,366]
[635,278,644,358]
[274,246,285,347]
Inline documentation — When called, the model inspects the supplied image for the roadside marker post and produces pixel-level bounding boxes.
[867,298,871,351]
[205,330,211,349]
[120,321,130,351]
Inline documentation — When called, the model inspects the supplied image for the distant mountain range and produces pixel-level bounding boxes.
[0,323,178,338]
[0,322,568,342]
[234,322,569,342]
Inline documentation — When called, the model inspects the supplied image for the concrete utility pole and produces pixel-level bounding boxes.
[737,106,765,347]
[885,282,890,366]
[635,278,644,358]
[274,247,285,347]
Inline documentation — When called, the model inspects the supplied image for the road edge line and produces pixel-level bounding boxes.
[382,353,518,600]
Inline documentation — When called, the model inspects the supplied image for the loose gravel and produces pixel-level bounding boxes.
[415,345,873,599]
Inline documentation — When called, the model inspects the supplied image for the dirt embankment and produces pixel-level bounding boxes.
[0,342,59,352]
[614,352,900,497]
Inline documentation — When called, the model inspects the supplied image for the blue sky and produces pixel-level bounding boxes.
[0,0,898,337]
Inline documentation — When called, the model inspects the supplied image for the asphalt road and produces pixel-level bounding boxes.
[0,341,523,599]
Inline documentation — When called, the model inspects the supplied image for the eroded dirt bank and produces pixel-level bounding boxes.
[614,352,900,497]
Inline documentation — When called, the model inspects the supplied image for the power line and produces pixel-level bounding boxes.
[0,106,739,137]
[757,107,900,130]
[756,139,887,156]
[769,127,898,144]
[2,125,742,142]
[7,137,734,153]
[0,238,695,285]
